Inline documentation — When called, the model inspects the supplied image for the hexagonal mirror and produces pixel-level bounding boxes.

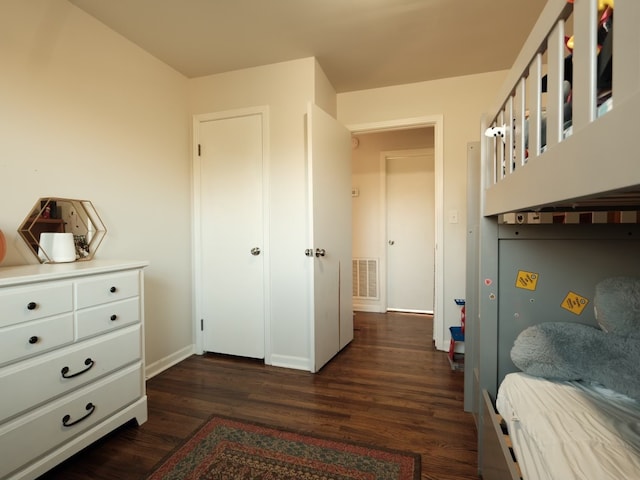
[18,197,106,263]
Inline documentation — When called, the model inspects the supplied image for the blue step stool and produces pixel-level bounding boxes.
[448,299,465,371]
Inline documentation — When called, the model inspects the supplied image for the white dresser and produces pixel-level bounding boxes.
[0,260,148,480]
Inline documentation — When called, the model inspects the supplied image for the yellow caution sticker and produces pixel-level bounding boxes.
[561,291,589,315]
[515,270,539,291]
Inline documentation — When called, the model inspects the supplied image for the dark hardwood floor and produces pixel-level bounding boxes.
[39,311,478,480]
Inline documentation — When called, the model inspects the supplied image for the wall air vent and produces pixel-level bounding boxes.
[352,258,379,299]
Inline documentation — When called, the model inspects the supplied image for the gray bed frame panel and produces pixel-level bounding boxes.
[480,390,520,480]
[497,224,640,385]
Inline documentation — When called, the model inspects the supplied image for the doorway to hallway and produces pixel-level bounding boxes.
[348,114,445,350]
[350,125,438,315]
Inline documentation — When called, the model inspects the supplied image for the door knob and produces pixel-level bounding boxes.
[305,249,314,257]
[250,247,261,256]
[388,240,395,245]
[315,248,326,257]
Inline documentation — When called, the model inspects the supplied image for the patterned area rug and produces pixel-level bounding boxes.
[147,415,420,480]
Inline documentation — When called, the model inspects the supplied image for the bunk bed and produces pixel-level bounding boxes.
[468,1,640,479]
[482,0,640,216]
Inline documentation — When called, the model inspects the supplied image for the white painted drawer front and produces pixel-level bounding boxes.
[0,314,74,367]
[0,325,141,422]
[76,297,140,340]
[0,363,143,479]
[0,282,72,328]
[75,270,139,309]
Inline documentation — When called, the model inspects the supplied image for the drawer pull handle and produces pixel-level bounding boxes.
[61,358,95,379]
[62,402,96,427]
[110,314,118,321]
[27,302,37,310]
[110,286,117,293]
[28,336,39,344]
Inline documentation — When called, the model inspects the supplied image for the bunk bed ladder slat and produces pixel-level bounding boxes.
[527,53,543,159]
[514,78,526,169]
[496,110,505,184]
[572,0,598,131]
[546,18,565,149]
[505,97,514,176]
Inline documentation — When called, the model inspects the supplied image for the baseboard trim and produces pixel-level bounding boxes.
[145,344,195,379]
[387,308,434,314]
[353,304,384,313]
[269,354,310,372]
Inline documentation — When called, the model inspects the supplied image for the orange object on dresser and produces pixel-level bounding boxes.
[0,229,6,263]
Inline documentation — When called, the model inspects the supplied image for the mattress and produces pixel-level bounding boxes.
[496,372,640,480]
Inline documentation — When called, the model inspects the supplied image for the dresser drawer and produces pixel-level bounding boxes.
[0,325,141,423]
[0,363,143,479]
[0,282,72,328]
[0,314,74,367]
[75,270,140,309]
[76,297,140,340]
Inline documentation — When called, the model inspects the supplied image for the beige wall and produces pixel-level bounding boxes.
[0,0,193,373]
[338,71,507,344]
[313,58,337,117]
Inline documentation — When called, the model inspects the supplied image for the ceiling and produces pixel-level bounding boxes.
[69,0,547,93]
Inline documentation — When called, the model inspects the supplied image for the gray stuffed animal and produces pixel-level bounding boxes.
[511,276,640,401]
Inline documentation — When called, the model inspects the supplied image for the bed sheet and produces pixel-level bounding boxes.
[496,372,640,480]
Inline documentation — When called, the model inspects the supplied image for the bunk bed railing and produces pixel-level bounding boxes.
[482,0,640,217]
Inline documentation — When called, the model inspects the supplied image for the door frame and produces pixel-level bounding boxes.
[347,115,445,349]
[381,147,435,314]
[192,106,271,362]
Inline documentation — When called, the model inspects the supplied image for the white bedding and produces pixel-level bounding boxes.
[496,372,640,480]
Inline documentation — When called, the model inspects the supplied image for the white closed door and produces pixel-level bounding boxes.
[386,151,435,312]
[198,110,265,359]
[307,103,353,372]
